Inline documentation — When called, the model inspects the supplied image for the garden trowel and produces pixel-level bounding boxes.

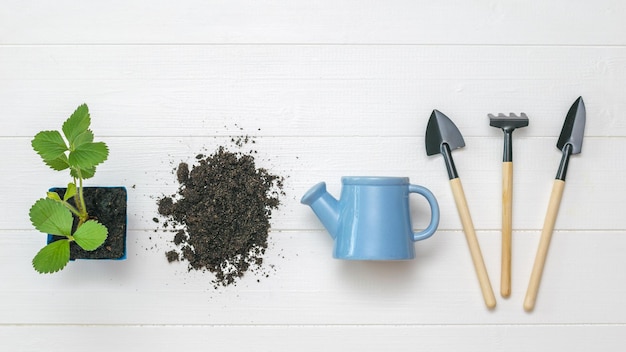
[524,97,586,312]
[426,110,496,309]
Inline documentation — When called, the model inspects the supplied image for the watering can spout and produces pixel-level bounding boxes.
[301,182,340,239]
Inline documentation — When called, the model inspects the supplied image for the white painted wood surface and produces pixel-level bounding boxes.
[2,1,625,351]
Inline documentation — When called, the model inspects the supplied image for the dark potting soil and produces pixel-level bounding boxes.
[49,187,127,260]
[157,143,284,287]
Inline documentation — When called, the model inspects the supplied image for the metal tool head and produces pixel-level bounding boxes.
[425,109,465,156]
[557,97,586,155]
[488,113,529,132]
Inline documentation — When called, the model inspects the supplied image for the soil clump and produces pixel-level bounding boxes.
[157,140,284,287]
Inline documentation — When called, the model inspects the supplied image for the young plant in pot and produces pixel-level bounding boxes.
[30,104,127,273]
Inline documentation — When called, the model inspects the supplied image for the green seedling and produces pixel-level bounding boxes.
[29,104,109,273]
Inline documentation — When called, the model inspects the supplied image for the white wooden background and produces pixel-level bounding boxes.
[2,1,625,351]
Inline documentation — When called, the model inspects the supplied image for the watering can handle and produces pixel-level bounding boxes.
[408,185,440,241]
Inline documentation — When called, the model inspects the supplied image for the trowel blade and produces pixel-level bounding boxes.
[557,97,586,155]
[425,109,465,156]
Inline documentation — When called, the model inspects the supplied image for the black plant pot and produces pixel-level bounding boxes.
[47,187,127,260]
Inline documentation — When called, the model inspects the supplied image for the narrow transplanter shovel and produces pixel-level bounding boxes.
[426,110,496,309]
[489,113,529,298]
[524,97,586,312]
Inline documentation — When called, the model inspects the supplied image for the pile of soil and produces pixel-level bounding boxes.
[157,141,284,287]
[50,187,127,259]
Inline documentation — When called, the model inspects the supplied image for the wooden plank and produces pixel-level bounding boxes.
[2,230,625,325]
[1,324,625,352]
[1,45,624,137]
[1,0,625,45]
[1,136,620,231]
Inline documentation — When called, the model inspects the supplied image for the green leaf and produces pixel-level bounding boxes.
[72,129,94,148]
[70,166,96,180]
[43,154,70,171]
[73,220,108,251]
[32,130,68,162]
[46,192,61,201]
[68,142,109,169]
[32,239,70,274]
[29,198,73,236]
[64,183,77,201]
[62,104,91,145]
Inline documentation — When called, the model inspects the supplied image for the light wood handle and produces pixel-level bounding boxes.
[501,162,513,298]
[450,178,497,309]
[524,179,566,312]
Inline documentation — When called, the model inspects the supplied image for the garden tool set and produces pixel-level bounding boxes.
[425,97,585,310]
[303,97,586,312]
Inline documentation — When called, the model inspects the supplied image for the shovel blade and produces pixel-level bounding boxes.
[557,97,586,155]
[425,110,465,156]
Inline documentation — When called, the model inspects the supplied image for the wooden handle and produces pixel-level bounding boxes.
[524,179,566,312]
[501,162,513,298]
[450,178,497,309]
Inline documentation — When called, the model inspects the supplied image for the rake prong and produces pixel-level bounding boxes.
[489,112,529,131]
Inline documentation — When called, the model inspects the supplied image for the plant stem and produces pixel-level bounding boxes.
[61,201,82,219]
[73,172,88,226]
